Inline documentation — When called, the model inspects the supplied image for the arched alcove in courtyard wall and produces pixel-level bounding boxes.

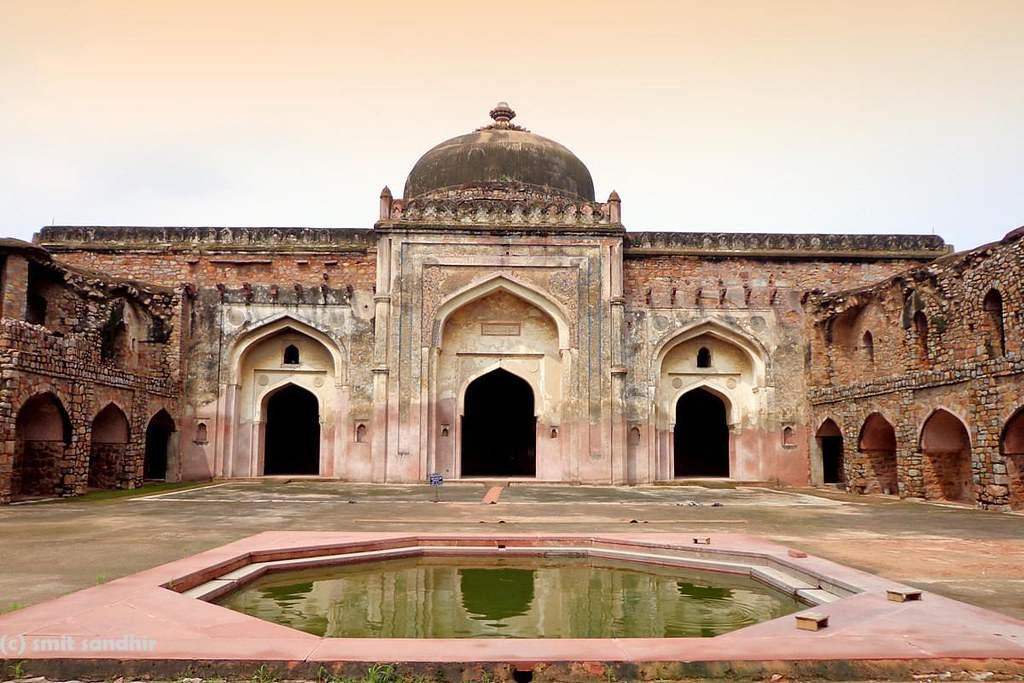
[815,418,845,486]
[654,321,767,482]
[433,285,566,480]
[230,321,342,478]
[89,403,129,489]
[919,409,974,504]
[13,392,72,498]
[857,413,898,495]
[1001,408,1024,510]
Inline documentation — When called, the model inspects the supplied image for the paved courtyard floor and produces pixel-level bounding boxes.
[1,480,1022,622]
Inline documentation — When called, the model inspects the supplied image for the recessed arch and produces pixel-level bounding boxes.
[227,315,346,384]
[857,412,898,495]
[89,403,129,489]
[653,318,769,386]
[919,408,973,503]
[432,275,571,349]
[668,380,737,427]
[1002,407,1024,510]
[983,289,1005,356]
[13,392,73,498]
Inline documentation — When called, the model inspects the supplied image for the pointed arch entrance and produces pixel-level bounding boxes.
[263,384,320,475]
[815,419,845,485]
[144,410,175,480]
[674,387,729,477]
[461,368,536,477]
[1002,407,1024,510]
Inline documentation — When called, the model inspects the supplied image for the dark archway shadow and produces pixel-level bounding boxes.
[144,410,176,480]
[264,385,320,475]
[674,388,729,477]
[461,368,536,477]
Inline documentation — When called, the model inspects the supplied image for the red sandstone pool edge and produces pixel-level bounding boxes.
[1,532,1023,680]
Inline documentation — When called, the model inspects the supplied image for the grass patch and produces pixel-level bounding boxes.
[53,480,216,504]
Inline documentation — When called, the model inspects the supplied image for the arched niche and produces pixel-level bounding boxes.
[144,409,176,480]
[89,403,129,489]
[432,282,567,481]
[652,320,768,482]
[919,409,973,504]
[857,412,898,495]
[231,321,341,478]
[1002,408,1024,510]
[227,315,346,385]
[13,392,72,498]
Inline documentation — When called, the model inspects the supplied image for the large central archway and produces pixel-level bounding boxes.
[461,368,536,477]
[674,387,729,477]
[264,384,320,475]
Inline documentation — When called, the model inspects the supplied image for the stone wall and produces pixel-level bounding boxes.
[806,227,1024,510]
[0,242,182,504]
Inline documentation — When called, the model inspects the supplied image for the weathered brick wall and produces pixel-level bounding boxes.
[35,226,377,291]
[807,227,1024,510]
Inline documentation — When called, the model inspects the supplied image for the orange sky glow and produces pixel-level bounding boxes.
[2,0,1023,249]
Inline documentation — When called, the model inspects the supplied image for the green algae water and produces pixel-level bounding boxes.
[218,556,801,638]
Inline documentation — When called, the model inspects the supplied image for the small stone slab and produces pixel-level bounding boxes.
[795,612,829,631]
[887,589,923,602]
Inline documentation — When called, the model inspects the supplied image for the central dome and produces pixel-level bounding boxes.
[403,103,595,201]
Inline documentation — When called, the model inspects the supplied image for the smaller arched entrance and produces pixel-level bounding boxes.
[816,419,845,485]
[674,388,729,477]
[90,403,129,489]
[144,410,175,480]
[461,369,536,477]
[919,410,973,503]
[263,384,320,475]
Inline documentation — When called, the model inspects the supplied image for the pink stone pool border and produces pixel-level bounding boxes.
[1,532,1023,679]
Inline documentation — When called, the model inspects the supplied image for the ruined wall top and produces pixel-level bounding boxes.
[625,231,949,259]
[35,226,376,252]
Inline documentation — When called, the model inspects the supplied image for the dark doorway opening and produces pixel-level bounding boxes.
[821,437,844,484]
[461,368,536,477]
[674,388,729,477]
[264,384,320,475]
[815,419,845,485]
[144,410,175,480]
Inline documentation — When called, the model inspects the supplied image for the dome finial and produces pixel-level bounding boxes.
[489,101,516,127]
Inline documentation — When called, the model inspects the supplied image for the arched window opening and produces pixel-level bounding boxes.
[194,423,209,444]
[355,422,367,443]
[782,425,796,447]
[913,311,929,360]
[983,289,1005,356]
[920,410,973,504]
[696,346,712,368]
[283,344,300,365]
[862,331,875,364]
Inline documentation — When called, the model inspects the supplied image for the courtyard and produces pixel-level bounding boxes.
[2,481,1022,623]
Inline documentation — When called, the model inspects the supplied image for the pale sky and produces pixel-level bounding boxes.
[2,0,1023,251]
